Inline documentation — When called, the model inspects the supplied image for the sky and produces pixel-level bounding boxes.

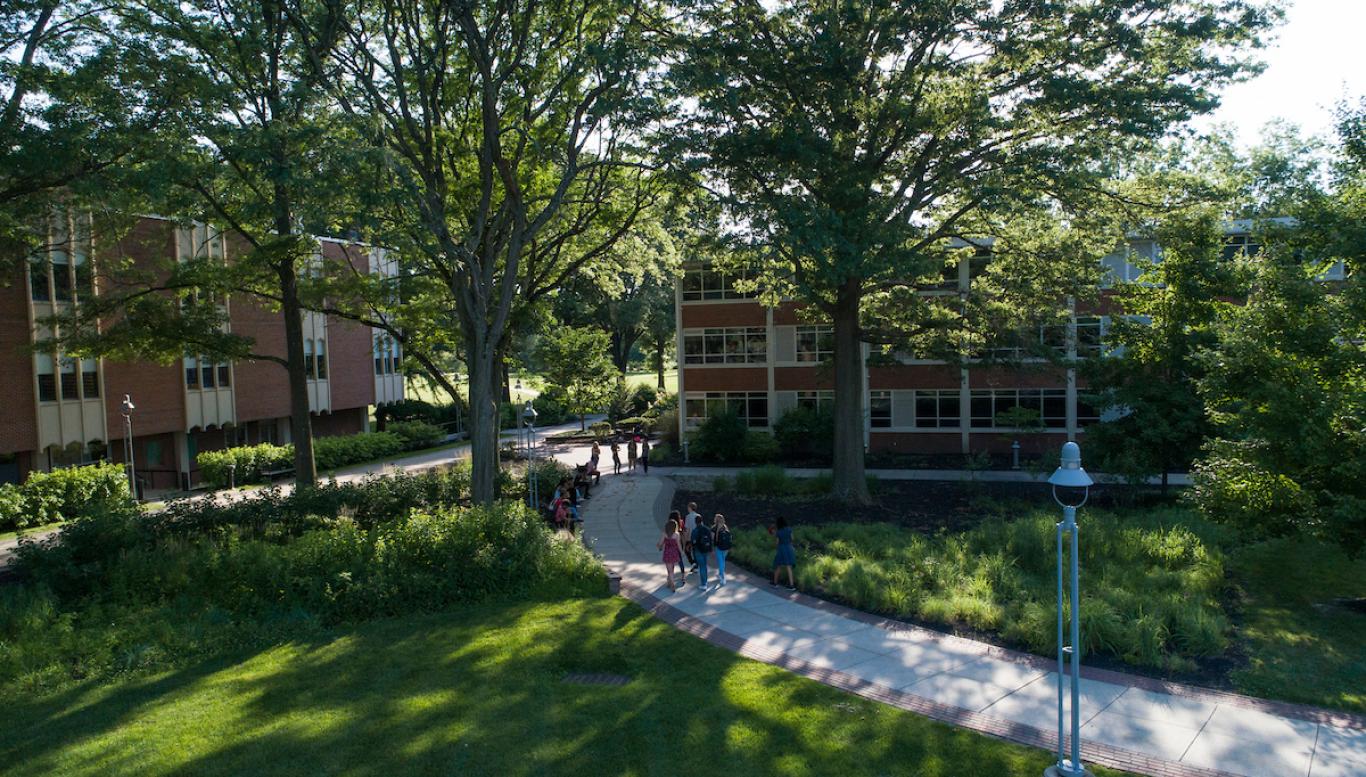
[1190,0,1366,148]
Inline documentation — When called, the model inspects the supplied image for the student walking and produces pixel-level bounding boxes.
[640,438,651,474]
[712,514,732,587]
[770,515,796,590]
[691,514,715,588]
[627,437,638,472]
[684,502,701,570]
[611,441,622,475]
[657,511,686,592]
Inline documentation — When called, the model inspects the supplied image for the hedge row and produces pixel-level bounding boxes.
[0,463,130,532]
[196,427,445,488]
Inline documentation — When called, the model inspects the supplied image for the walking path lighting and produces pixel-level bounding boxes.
[1046,441,1094,777]
[522,401,539,509]
[120,394,136,501]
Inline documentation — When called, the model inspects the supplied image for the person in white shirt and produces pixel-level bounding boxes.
[685,502,702,571]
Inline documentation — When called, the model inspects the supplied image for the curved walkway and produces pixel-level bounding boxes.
[579,469,1366,777]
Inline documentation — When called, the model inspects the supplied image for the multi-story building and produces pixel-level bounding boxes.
[0,214,404,489]
[673,225,1323,459]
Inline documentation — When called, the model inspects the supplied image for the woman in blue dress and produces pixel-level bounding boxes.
[770,515,796,590]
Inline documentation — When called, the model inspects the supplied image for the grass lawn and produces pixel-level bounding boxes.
[625,368,676,392]
[0,595,1127,777]
[0,520,65,543]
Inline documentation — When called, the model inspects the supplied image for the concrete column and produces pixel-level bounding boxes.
[1066,297,1078,442]
[959,367,971,455]
[862,341,871,450]
[173,430,190,491]
[766,306,776,425]
[674,278,686,443]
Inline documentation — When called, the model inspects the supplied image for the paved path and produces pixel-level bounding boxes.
[581,470,1365,777]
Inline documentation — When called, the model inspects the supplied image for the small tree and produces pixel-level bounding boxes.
[536,327,617,431]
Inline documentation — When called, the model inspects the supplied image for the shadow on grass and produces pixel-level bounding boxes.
[1,594,1084,777]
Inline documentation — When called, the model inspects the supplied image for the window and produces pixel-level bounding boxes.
[913,390,960,428]
[315,340,328,379]
[683,328,766,364]
[391,341,400,371]
[966,389,1069,429]
[870,391,892,428]
[680,266,757,301]
[374,334,384,375]
[796,391,834,413]
[684,391,769,428]
[51,251,72,302]
[201,356,216,388]
[36,354,56,402]
[218,363,231,387]
[60,357,79,400]
[185,356,199,389]
[304,339,316,379]
[81,358,99,398]
[29,259,50,302]
[796,325,834,362]
[1076,317,1104,358]
[146,440,163,466]
[1221,234,1262,262]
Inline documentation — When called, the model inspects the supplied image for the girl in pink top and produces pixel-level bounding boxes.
[657,510,686,592]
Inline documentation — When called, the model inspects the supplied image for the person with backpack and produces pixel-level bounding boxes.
[711,513,732,587]
[690,515,715,588]
[684,502,702,571]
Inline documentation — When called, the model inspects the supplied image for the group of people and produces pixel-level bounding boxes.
[589,435,650,477]
[654,502,798,594]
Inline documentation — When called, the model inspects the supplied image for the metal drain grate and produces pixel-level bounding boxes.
[562,672,631,687]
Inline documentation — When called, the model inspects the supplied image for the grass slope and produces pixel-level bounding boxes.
[0,596,1127,777]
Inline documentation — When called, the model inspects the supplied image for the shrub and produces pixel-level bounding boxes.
[742,431,780,463]
[772,406,835,462]
[531,388,571,426]
[628,384,658,415]
[1188,442,1315,538]
[198,443,291,488]
[589,421,612,439]
[614,416,654,433]
[313,432,405,471]
[387,420,445,449]
[657,408,680,448]
[692,411,749,463]
[0,463,131,531]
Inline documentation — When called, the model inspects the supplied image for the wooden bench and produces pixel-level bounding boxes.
[261,467,295,483]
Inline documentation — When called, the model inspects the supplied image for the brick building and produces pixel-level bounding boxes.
[673,224,1325,459]
[0,214,405,489]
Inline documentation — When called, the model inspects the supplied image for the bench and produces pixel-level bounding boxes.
[261,467,295,482]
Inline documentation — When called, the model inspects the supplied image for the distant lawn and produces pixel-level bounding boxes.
[625,368,676,392]
[0,596,1127,777]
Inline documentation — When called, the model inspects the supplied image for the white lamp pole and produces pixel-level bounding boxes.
[120,394,136,500]
[1045,441,1094,777]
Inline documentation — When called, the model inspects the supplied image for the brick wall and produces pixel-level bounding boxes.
[684,367,767,392]
[0,268,38,455]
[321,242,376,412]
[312,407,365,437]
[230,296,292,422]
[680,302,766,328]
[774,366,836,391]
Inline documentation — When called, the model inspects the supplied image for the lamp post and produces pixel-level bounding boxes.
[120,394,136,501]
[523,400,539,509]
[1046,441,1094,777]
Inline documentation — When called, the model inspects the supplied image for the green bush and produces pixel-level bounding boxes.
[742,431,779,463]
[656,408,680,448]
[773,405,835,462]
[614,416,655,433]
[0,463,131,531]
[692,411,749,463]
[197,443,292,487]
[313,432,405,471]
[728,507,1232,672]
[2,498,604,694]
[1188,442,1315,538]
[386,420,445,449]
[532,388,571,426]
[589,421,612,439]
[628,384,657,415]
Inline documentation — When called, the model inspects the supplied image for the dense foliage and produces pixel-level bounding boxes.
[1,468,602,695]
[196,431,431,488]
[0,463,129,531]
[729,506,1233,672]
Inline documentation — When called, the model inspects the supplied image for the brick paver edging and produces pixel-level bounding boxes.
[616,579,1235,777]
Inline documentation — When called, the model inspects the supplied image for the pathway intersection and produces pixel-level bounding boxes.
[579,467,1366,777]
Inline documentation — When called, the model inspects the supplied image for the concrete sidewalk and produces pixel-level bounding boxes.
[581,469,1364,777]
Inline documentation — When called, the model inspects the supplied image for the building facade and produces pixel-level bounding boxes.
[0,214,404,489]
[673,228,1295,460]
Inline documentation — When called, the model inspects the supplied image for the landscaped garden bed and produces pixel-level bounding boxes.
[673,470,1366,713]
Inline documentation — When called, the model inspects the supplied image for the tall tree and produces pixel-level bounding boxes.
[673,0,1277,502]
[536,326,616,430]
[327,0,666,503]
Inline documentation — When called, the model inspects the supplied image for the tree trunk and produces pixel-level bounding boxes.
[501,358,512,403]
[466,344,500,505]
[278,259,317,487]
[654,338,666,389]
[831,279,870,503]
[609,330,635,376]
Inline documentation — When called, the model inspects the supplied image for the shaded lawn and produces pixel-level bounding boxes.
[1228,537,1366,712]
[0,595,1126,777]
